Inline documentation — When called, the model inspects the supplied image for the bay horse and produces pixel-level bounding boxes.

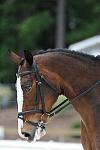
[9,49,100,150]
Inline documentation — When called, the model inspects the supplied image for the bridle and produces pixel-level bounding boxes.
[17,59,67,129]
[17,58,100,130]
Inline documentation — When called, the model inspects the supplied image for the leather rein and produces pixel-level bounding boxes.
[17,59,100,128]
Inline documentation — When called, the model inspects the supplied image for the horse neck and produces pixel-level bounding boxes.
[36,53,100,99]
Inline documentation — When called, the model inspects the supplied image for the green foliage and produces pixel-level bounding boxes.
[0,0,55,83]
[66,0,100,44]
[18,11,53,49]
[67,21,100,44]
[71,121,81,129]
[0,49,16,82]
[0,0,100,83]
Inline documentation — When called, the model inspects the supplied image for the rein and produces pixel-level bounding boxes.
[17,59,100,128]
[47,80,100,118]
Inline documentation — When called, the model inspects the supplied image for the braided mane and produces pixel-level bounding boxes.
[33,48,100,62]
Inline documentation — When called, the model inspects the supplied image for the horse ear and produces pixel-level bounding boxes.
[8,50,22,65]
[24,50,33,66]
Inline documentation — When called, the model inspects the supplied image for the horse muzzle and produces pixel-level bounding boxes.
[21,121,46,142]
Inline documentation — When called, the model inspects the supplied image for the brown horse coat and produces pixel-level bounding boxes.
[10,49,100,150]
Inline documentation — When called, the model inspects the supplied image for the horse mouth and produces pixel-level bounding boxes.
[23,127,46,142]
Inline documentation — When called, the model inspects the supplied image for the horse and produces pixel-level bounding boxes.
[9,49,100,150]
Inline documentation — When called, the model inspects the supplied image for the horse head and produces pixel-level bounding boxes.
[9,50,60,142]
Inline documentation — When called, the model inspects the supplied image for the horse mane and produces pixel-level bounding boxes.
[33,48,100,62]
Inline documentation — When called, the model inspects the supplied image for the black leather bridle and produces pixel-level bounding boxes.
[17,59,69,129]
[17,58,100,129]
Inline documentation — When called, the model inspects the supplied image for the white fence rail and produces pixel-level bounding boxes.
[0,140,83,150]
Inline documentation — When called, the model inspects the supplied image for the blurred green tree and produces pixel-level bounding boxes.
[66,0,100,44]
[0,0,100,83]
[0,0,56,82]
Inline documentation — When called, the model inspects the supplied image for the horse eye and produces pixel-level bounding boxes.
[21,84,32,93]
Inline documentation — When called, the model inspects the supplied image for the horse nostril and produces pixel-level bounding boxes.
[22,132,31,138]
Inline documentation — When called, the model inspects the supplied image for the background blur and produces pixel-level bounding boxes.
[0,0,100,143]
